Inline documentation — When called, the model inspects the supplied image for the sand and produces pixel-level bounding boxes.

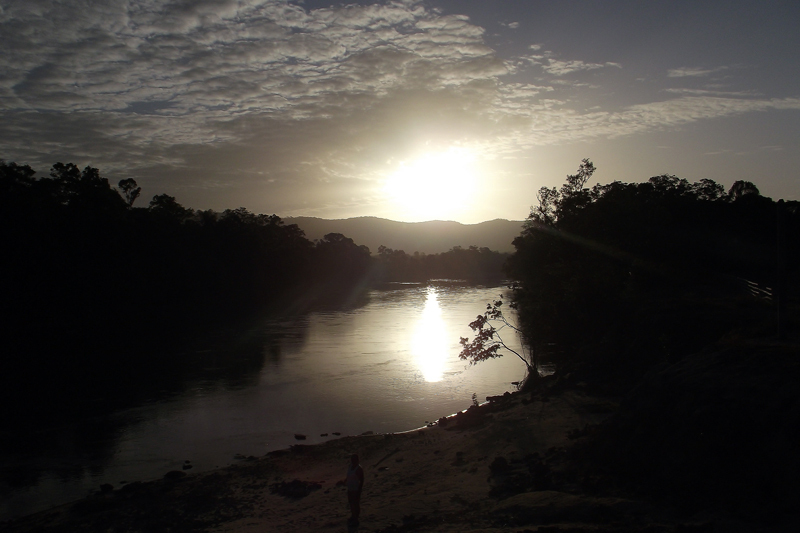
[2,388,706,533]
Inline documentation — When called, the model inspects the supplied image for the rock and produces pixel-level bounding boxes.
[164,470,187,481]
[182,463,193,470]
[320,433,328,437]
[118,481,144,494]
[99,483,113,494]
[294,433,307,440]
[489,456,510,474]
[267,449,289,458]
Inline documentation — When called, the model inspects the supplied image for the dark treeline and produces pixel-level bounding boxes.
[0,160,506,424]
[374,244,508,282]
[504,159,800,516]
[508,159,799,386]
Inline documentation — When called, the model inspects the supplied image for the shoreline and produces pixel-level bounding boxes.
[8,355,795,533]
[4,387,625,532]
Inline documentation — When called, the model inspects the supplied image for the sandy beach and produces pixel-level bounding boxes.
[4,388,631,533]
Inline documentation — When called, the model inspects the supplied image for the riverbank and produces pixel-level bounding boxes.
[4,341,799,533]
[2,387,617,532]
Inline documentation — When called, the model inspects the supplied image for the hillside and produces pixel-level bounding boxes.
[284,216,524,254]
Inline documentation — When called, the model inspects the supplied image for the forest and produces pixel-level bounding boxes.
[0,160,507,424]
[502,159,798,389]
[494,160,800,515]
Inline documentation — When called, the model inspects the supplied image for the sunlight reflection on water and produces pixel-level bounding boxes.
[412,287,449,382]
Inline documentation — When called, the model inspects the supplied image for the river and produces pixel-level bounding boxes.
[1,281,530,521]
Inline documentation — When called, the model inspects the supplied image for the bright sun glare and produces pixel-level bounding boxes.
[384,147,478,221]
[411,287,449,382]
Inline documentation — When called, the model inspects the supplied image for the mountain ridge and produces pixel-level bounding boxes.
[284,216,525,254]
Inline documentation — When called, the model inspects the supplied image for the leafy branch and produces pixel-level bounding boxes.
[458,300,535,374]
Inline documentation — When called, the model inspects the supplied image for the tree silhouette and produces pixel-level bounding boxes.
[118,178,142,207]
[529,158,597,226]
[149,193,193,221]
[504,159,797,390]
[459,299,535,374]
[728,180,760,200]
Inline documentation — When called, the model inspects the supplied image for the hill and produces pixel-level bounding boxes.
[284,216,524,254]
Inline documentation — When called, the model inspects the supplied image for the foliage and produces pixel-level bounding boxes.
[505,159,799,389]
[1,158,519,423]
[459,299,534,373]
[528,158,596,226]
[118,178,141,207]
[374,245,508,282]
[0,159,377,423]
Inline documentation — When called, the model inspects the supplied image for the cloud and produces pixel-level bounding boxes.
[667,66,728,78]
[1,2,505,172]
[541,59,621,76]
[1,1,798,218]
[515,48,621,76]
[2,1,498,116]
[664,88,757,97]
[490,96,800,153]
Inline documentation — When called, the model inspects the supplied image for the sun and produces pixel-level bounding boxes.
[384,147,478,221]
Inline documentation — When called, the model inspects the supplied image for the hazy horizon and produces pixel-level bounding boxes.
[284,215,525,225]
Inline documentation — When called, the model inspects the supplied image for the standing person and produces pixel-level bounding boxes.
[345,454,364,525]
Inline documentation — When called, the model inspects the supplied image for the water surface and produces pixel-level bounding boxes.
[1,282,528,520]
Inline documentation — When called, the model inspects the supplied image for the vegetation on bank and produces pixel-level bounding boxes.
[497,159,798,391]
[0,159,507,424]
[473,159,799,520]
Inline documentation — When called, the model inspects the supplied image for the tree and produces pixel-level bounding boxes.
[0,160,36,195]
[692,178,725,201]
[562,158,595,195]
[728,180,760,201]
[118,178,142,207]
[313,233,372,285]
[149,193,193,221]
[528,158,596,227]
[459,299,536,375]
[506,158,796,392]
[530,186,558,226]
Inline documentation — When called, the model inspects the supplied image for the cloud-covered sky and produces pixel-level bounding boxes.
[2,0,798,222]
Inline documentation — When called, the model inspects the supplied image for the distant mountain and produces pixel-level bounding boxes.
[284,216,525,254]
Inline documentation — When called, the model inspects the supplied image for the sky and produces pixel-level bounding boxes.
[1,0,798,223]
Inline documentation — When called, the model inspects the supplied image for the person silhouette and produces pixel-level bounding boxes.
[345,454,364,525]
